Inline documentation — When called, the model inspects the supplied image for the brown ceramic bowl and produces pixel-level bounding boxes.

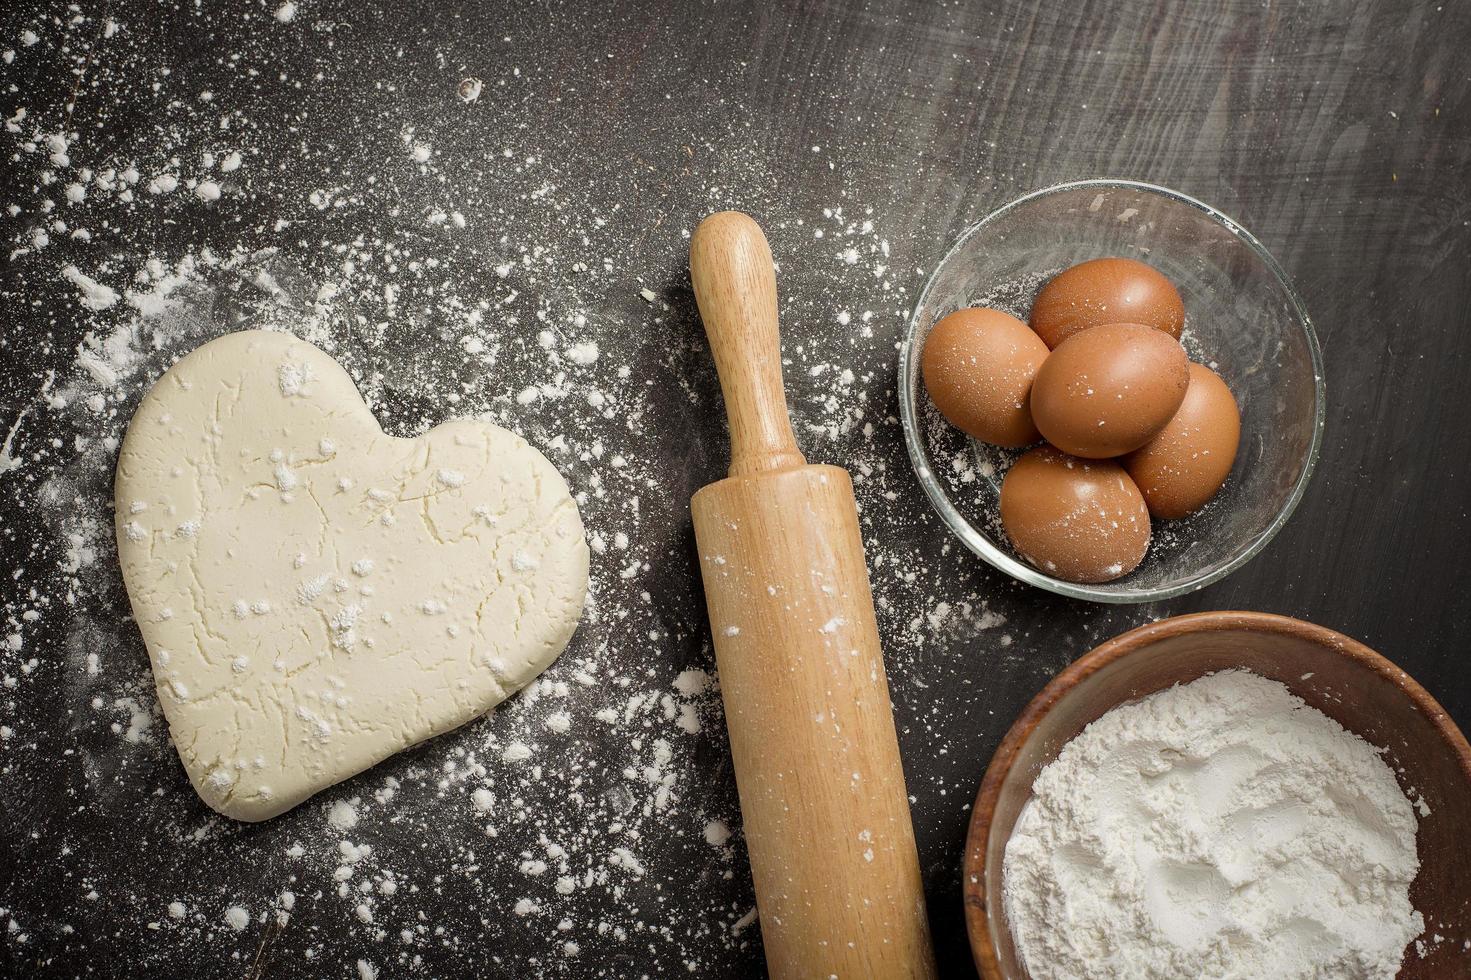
[963,611,1471,979]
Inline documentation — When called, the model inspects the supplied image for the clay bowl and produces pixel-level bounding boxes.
[963,611,1471,979]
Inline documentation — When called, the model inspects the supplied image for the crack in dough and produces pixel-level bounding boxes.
[115,330,589,821]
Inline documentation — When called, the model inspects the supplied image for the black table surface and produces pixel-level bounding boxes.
[1,0,1467,977]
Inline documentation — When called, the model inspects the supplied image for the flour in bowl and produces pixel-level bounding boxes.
[1003,670,1423,980]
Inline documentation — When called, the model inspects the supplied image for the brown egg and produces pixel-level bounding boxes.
[1030,257,1185,349]
[921,307,1050,448]
[1000,446,1151,583]
[1125,363,1241,519]
[1030,322,1189,459]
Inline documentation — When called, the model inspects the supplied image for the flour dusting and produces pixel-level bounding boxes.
[0,5,1016,976]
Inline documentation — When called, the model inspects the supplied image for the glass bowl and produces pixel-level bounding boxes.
[898,179,1324,602]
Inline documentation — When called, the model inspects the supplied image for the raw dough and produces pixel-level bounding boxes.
[115,330,588,820]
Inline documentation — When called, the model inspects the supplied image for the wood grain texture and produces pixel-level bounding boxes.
[693,467,936,979]
[965,613,1471,979]
[691,212,934,978]
[690,212,808,477]
[0,0,1467,976]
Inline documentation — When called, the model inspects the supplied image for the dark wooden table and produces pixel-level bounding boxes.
[1,1,1467,976]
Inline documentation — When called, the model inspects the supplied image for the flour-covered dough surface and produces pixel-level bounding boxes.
[115,330,589,821]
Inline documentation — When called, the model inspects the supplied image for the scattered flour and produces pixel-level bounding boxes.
[61,266,119,310]
[672,669,711,697]
[565,341,599,365]
[327,798,360,832]
[0,12,1014,977]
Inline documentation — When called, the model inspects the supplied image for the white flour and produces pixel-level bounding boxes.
[0,10,1015,970]
[1003,670,1424,980]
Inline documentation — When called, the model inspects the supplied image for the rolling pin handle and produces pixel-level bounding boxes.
[690,211,807,478]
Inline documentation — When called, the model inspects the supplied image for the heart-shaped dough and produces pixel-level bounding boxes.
[115,330,588,820]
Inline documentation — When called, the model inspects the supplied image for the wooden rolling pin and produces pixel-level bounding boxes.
[689,211,937,979]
